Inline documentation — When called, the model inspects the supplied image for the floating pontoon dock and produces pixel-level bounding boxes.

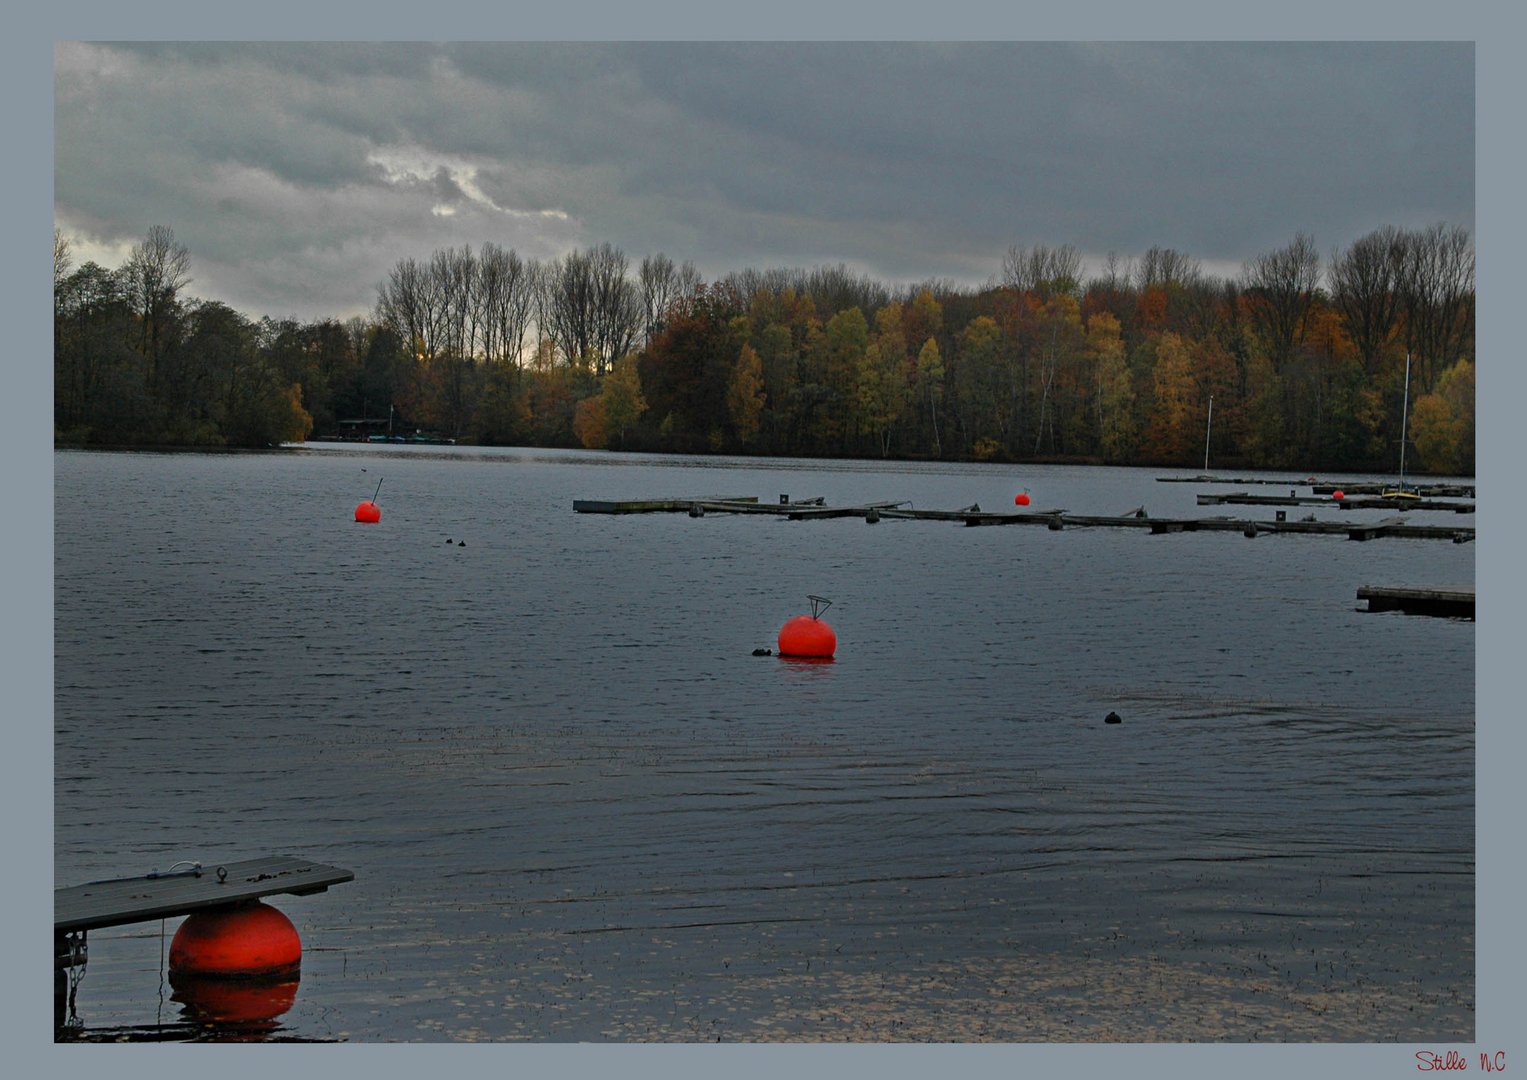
[1157,475,1476,498]
[1356,586,1475,619]
[574,496,1475,543]
[1196,491,1474,513]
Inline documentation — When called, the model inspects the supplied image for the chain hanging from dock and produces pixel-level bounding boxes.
[63,932,87,1029]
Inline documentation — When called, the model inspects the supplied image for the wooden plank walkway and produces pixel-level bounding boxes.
[575,497,1475,543]
[1357,586,1475,619]
[56,856,355,936]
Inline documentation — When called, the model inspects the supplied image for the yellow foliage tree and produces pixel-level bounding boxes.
[727,342,766,445]
[916,336,945,456]
[280,383,314,443]
[1087,313,1134,462]
[573,396,608,449]
[1410,358,1474,474]
[599,353,647,448]
[1142,333,1197,462]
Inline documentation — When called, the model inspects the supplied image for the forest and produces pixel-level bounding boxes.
[53,222,1475,474]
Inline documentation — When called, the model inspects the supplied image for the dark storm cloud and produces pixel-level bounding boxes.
[54,41,1473,321]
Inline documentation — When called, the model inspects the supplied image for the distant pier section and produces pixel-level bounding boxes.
[1157,474,1475,498]
[574,494,1475,543]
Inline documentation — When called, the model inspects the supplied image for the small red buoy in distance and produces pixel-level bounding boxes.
[1332,490,1345,501]
[778,595,836,660]
[1014,490,1031,507]
[169,900,303,982]
[355,476,384,522]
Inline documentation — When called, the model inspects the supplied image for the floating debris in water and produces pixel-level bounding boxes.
[752,648,773,656]
[1105,711,1122,724]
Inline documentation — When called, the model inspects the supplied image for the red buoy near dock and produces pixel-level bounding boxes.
[169,901,302,982]
[1331,490,1345,501]
[1014,491,1031,506]
[354,500,381,523]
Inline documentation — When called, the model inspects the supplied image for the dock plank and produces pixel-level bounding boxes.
[56,856,355,934]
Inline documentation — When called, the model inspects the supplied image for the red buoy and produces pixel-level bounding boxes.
[354,500,381,523]
[778,595,837,659]
[169,901,302,981]
[1332,490,1345,501]
[778,615,836,659]
[1014,491,1031,506]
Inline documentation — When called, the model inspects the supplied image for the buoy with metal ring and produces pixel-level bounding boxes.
[1014,489,1031,506]
[778,595,837,660]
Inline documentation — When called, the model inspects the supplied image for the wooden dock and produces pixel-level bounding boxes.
[1357,586,1475,619]
[55,855,354,1031]
[56,856,354,939]
[1157,475,1476,498]
[574,497,1475,543]
[1196,491,1474,513]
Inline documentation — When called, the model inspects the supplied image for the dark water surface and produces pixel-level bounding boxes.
[54,446,1474,1042]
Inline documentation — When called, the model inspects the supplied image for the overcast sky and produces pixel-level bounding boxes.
[54,41,1474,323]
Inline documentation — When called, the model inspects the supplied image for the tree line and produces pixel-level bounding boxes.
[53,222,1475,474]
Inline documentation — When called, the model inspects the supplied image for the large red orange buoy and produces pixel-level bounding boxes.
[169,901,302,982]
[1014,491,1031,506]
[778,595,836,659]
[778,615,836,659]
[1331,490,1345,501]
[354,500,381,523]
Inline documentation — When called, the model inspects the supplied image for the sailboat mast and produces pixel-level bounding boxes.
[1203,394,1213,471]
[1399,352,1411,487]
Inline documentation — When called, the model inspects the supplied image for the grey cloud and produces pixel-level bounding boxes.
[54,41,1473,321]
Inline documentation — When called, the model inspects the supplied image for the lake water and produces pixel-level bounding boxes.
[53,445,1475,1042]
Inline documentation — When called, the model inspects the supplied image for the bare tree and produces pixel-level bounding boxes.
[433,246,480,436]
[1242,232,1320,369]
[1134,246,1202,292]
[640,253,704,342]
[54,228,72,296]
[376,256,445,362]
[125,225,192,391]
[1002,243,1082,298]
[1330,225,1407,375]
[475,242,535,369]
[589,243,642,374]
[434,246,478,361]
[541,244,642,375]
[541,248,597,370]
[639,253,680,343]
[1398,223,1474,391]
